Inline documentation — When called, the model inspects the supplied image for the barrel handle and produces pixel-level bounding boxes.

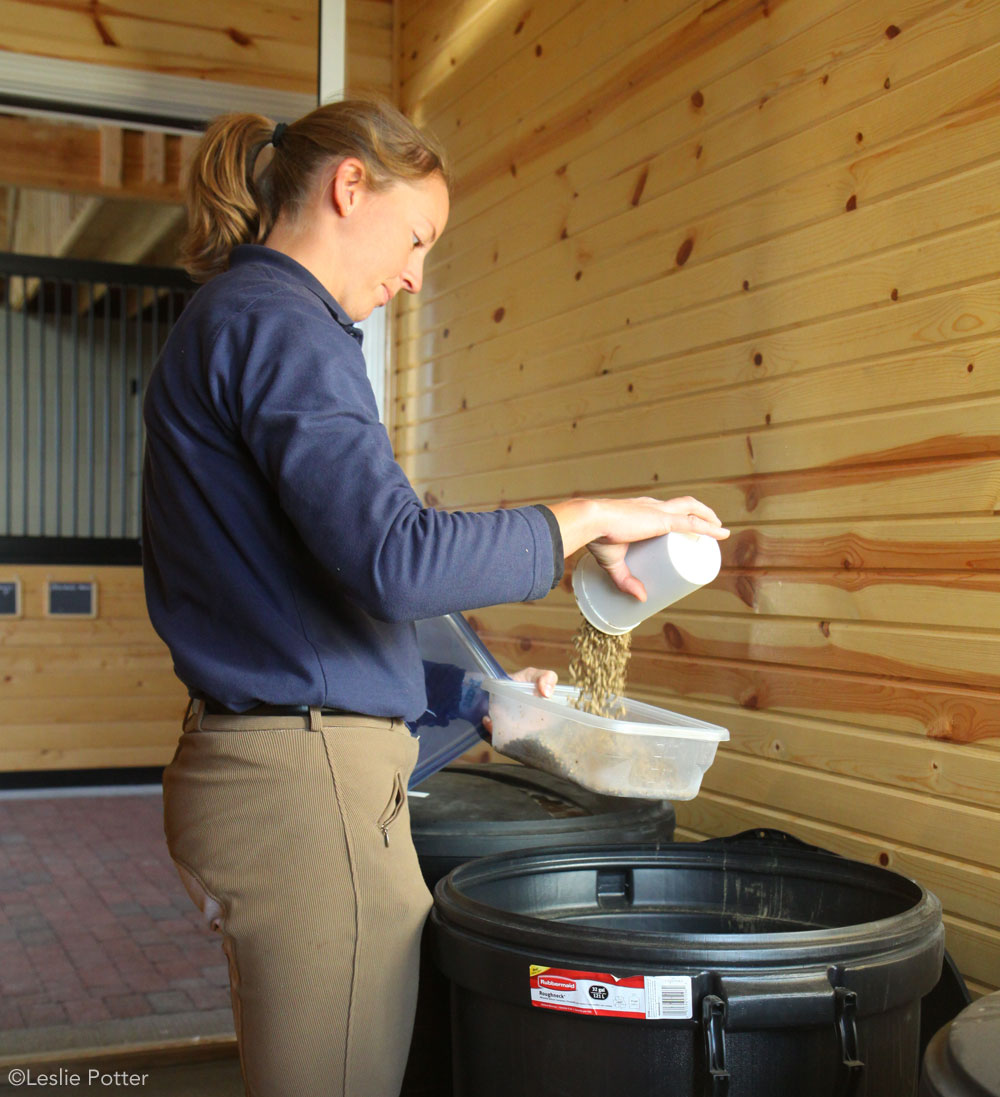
[834,987,865,1096]
[701,994,730,1097]
[698,828,836,856]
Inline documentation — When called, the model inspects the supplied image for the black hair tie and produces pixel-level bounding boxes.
[271,122,288,148]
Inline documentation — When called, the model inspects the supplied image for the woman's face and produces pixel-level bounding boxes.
[331,163,450,321]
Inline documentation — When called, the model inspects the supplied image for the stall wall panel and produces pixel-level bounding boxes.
[0,565,185,770]
[396,0,1000,994]
[347,0,394,95]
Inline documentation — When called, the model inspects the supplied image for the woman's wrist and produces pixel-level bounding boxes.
[545,499,604,556]
[547,495,729,560]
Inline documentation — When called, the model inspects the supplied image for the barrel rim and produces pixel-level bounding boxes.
[410,763,676,839]
[433,842,943,967]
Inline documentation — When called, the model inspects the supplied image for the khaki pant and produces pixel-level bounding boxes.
[163,702,432,1097]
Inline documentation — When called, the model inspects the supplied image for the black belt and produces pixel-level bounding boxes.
[200,700,355,717]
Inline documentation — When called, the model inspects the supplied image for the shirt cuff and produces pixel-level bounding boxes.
[531,504,565,590]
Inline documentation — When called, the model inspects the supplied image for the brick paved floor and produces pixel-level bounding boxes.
[0,790,232,1039]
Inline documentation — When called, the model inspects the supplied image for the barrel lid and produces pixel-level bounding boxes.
[925,991,1000,1096]
[411,763,673,832]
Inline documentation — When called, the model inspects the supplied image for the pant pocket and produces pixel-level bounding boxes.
[376,771,406,847]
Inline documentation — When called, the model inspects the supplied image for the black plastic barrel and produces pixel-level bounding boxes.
[920,990,1000,1096]
[409,762,676,888]
[402,763,676,1097]
[431,830,944,1097]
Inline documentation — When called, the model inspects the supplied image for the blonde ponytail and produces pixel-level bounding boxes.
[180,113,275,283]
[180,97,449,284]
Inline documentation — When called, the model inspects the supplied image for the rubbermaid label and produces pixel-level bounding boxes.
[528,966,692,1020]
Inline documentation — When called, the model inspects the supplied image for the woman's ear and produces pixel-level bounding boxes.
[331,157,367,217]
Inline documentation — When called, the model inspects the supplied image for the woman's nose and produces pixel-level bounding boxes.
[401,254,425,294]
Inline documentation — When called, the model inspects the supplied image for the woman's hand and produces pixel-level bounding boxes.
[482,666,557,735]
[547,495,729,601]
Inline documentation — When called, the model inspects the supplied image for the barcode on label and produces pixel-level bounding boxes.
[643,976,693,1020]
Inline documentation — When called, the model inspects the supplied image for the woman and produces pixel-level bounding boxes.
[142,97,728,1097]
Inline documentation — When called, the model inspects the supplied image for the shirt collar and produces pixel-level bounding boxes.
[229,245,364,344]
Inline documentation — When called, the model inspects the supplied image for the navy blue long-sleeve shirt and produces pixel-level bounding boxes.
[141,246,561,720]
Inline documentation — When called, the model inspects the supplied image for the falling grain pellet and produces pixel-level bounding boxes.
[569,618,632,718]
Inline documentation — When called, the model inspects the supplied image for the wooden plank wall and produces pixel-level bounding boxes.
[0,566,184,770]
[347,0,394,95]
[395,0,1000,995]
[0,0,318,94]
[0,0,389,100]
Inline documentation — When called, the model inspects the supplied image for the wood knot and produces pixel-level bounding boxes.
[90,0,118,46]
[675,237,694,266]
[846,194,858,212]
[745,484,760,512]
[227,27,252,47]
[631,165,650,207]
[493,306,506,322]
[740,690,759,710]
[885,24,901,38]
[423,490,440,507]
[819,621,831,638]
[690,90,704,109]
[517,636,532,652]
[732,531,758,567]
[927,716,957,741]
[662,623,684,649]
[736,575,757,609]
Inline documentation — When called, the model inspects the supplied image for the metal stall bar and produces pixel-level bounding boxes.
[87,281,96,538]
[21,274,29,534]
[70,281,79,536]
[133,286,144,541]
[3,275,10,532]
[38,279,46,534]
[53,278,63,535]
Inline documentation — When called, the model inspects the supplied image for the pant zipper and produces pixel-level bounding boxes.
[377,772,406,847]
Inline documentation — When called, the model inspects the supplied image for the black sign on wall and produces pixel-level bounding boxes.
[0,579,20,617]
[46,580,98,618]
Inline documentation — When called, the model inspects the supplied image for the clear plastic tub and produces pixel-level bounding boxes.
[481,679,729,800]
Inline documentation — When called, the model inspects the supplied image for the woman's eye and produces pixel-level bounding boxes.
[412,234,423,249]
